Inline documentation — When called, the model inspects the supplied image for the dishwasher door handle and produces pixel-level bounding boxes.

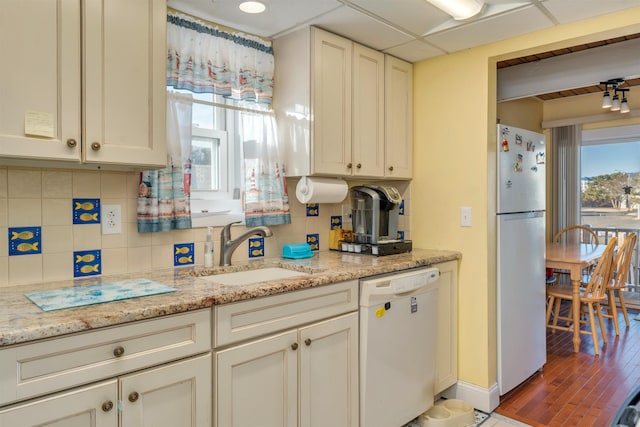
[361,268,439,298]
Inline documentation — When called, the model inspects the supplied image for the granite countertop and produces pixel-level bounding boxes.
[0,248,460,347]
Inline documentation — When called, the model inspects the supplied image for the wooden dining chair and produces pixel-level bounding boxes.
[552,225,600,283]
[601,233,638,335]
[546,237,617,356]
[553,225,599,245]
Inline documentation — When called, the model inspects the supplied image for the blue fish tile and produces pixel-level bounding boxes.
[73,198,100,224]
[249,237,265,258]
[8,226,41,256]
[74,250,101,277]
[174,243,194,266]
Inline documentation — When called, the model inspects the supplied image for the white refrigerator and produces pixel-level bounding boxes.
[496,124,547,395]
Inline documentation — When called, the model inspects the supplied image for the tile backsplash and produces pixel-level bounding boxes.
[0,168,411,287]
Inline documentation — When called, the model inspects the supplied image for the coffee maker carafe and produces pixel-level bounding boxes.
[350,185,402,244]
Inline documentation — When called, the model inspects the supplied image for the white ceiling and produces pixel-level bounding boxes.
[167,0,640,63]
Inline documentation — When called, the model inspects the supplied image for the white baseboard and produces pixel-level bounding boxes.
[440,381,500,413]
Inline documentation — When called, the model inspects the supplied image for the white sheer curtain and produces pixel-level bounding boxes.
[137,92,193,232]
[551,124,582,236]
[241,111,291,226]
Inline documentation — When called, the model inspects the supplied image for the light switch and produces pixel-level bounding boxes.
[460,207,472,227]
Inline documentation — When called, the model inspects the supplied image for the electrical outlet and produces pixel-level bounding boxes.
[341,204,352,223]
[102,204,122,234]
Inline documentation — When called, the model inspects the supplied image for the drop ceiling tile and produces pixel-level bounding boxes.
[383,40,445,63]
[345,0,450,35]
[424,5,553,52]
[308,6,416,51]
[543,0,640,24]
[168,0,342,37]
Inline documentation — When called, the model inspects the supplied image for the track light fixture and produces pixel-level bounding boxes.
[600,78,630,114]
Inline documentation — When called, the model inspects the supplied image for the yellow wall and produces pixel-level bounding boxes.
[497,98,543,132]
[413,8,640,391]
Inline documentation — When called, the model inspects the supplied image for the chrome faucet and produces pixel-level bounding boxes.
[220,221,273,266]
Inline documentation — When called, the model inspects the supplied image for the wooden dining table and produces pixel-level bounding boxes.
[545,242,608,352]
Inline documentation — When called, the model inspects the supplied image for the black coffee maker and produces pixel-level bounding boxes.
[350,185,402,244]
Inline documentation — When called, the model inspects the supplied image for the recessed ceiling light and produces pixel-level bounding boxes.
[425,0,484,20]
[239,1,266,14]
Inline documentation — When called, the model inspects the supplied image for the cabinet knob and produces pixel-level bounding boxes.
[388,166,394,172]
[128,391,139,403]
[347,163,352,169]
[66,139,77,148]
[356,163,362,169]
[102,400,114,412]
[304,338,312,346]
[113,346,125,357]
[91,142,101,151]
[291,342,299,350]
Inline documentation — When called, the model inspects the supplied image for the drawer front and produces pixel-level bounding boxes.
[215,280,358,347]
[0,309,211,406]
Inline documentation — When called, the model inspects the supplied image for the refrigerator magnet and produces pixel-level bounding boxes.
[536,152,545,164]
[526,140,535,152]
[515,134,523,145]
[502,139,510,152]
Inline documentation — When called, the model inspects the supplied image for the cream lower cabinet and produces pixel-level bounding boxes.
[216,313,358,427]
[214,280,359,427]
[434,260,459,394]
[0,0,166,169]
[0,310,211,426]
[0,354,211,427]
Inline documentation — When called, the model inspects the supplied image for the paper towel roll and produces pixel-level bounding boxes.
[295,176,348,204]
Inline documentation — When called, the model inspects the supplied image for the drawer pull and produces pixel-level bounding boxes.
[347,163,352,169]
[66,139,77,148]
[102,400,114,412]
[91,142,101,151]
[113,346,125,357]
[304,338,312,346]
[388,166,394,172]
[291,342,298,350]
[356,163,362,169]
[129,391,139,403]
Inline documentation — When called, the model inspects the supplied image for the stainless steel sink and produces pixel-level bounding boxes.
[202,267,309,286]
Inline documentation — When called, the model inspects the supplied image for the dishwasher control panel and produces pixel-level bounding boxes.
[360,267,440,306]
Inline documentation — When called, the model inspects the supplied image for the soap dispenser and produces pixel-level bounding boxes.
[204,226,214,268]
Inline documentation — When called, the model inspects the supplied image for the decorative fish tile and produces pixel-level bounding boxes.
[8,226,41,256]
[73,198,100,224]
[25,278,176,312]
[397,230,405,240]
[174,243,194,266]
[306,203,319,216]
[74,250,101,277]
[306,233,319,251]
[399,199,405,215]
[330,215,342,229]
[248,237,264,258]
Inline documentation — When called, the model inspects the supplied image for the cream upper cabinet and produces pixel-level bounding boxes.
[83,0,166,167]
[311,29,353,176]
[352,44,385,178]
[275,26,411,179]
[0,1,82,162]
[385,56,413,179]
[0,0,166,169]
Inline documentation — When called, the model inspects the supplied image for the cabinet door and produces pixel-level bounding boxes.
[0,0,81,162]
[216,330,298,427]
[352,44,385,178]
[311,28,352,176]
[0,380,117,427]
[434,260,458,394]
[120,353,211,427]
[83,0,166,168]
[385,56,413,179]
[299,312,359,427]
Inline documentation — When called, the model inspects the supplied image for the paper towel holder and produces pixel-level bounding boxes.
[295,176,348,204]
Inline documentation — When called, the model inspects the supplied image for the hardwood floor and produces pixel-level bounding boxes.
[495,305,640,426]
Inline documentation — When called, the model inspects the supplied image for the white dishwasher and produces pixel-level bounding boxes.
[360,267,440,427]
